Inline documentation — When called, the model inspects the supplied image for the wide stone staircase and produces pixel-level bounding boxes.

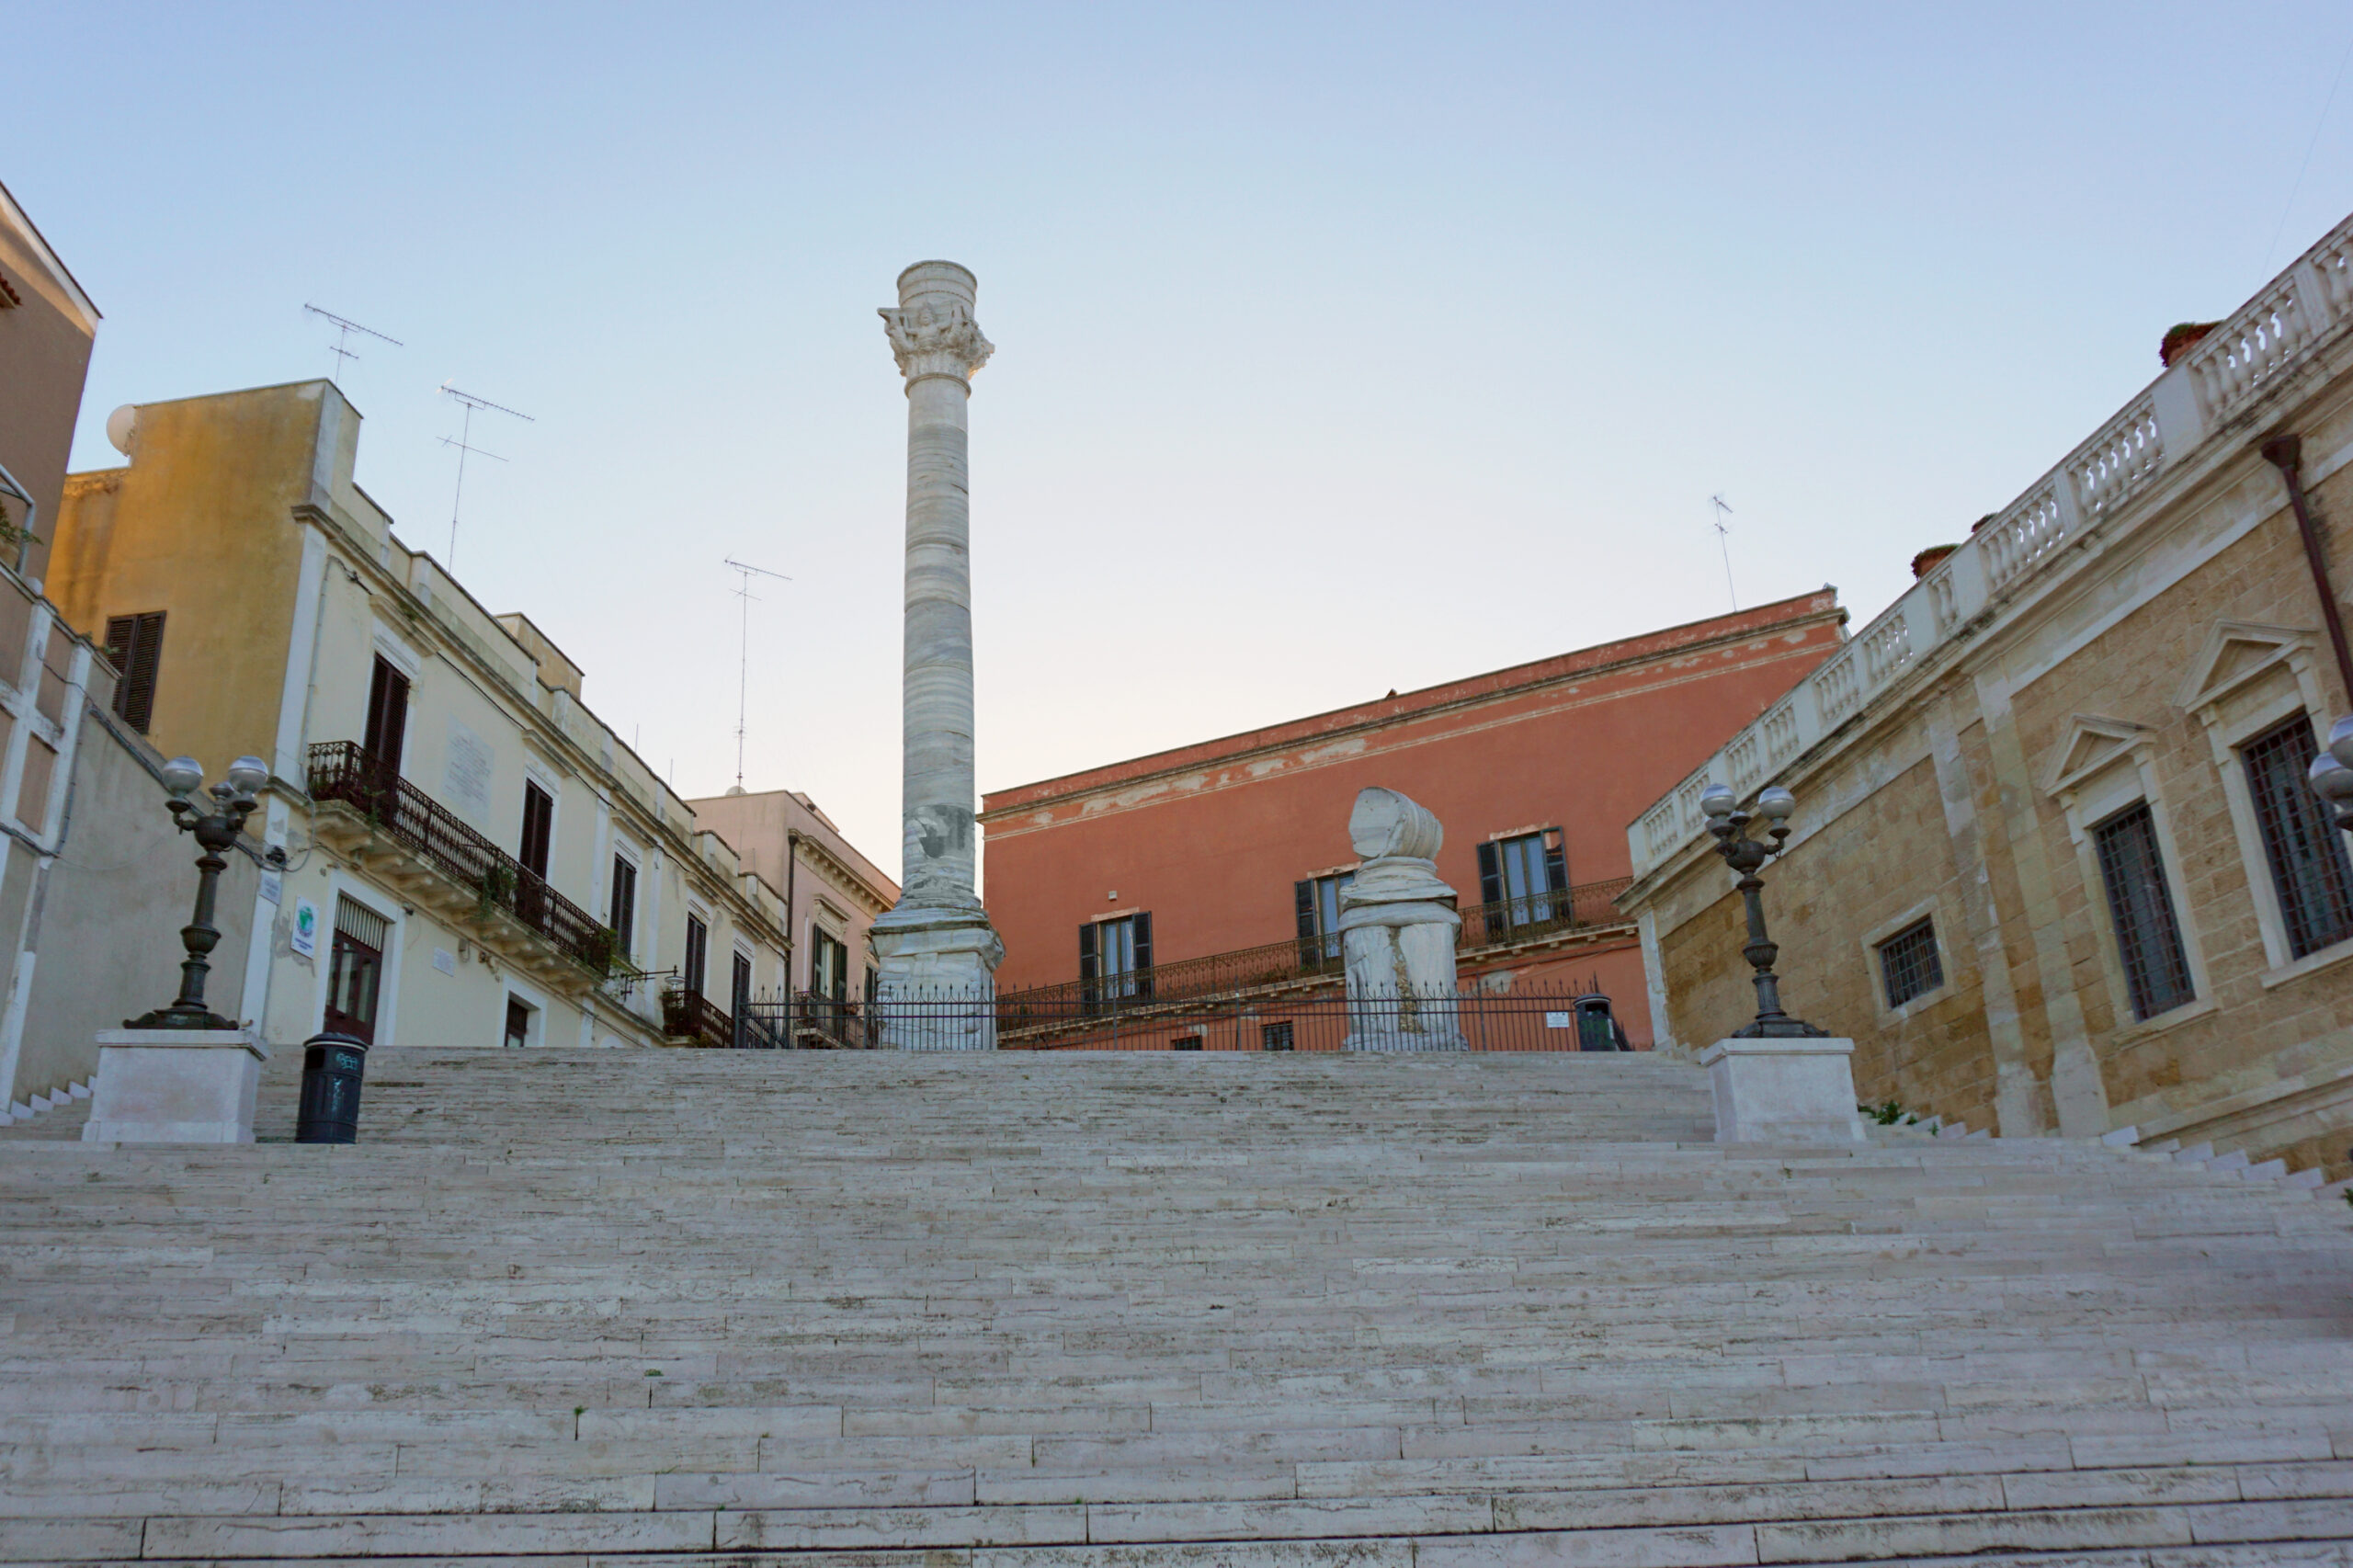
[4,1049,2353,1564]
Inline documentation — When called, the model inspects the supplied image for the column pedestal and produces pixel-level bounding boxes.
[1699,1036,1865,1143]
[872,904,1003,1051]
[84,1028,267,1144]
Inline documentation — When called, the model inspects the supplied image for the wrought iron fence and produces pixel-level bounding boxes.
[1459,878,1632,950]
[995,878,1634,1010]
[308,741,618,974]
[726,982,1630,1053]
[659,982,735,1049]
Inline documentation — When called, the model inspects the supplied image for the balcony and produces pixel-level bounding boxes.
[658,981,735,1048]
[995,876,1634,1013]
[306,741,620,994]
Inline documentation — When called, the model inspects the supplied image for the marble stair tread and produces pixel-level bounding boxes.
[1,1050,2350,1561]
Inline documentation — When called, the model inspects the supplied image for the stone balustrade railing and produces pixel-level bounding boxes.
[1628,209,2353,881]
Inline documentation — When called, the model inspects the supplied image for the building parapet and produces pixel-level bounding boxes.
[1628,210,2353,883]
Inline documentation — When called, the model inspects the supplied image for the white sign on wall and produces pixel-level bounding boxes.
[290,899,319,960]
[444,717,494,817]
[433,948,457,976]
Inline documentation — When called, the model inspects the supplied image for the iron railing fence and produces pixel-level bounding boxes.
[743,982,1630,1053]
[1459,878,1633,950]
[698,991,879,1050]
[307,741,618,974]
[658,982,735,1049]
[995,877,1635,1010]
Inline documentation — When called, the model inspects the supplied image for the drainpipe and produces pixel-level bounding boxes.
[2261,435,2353,703]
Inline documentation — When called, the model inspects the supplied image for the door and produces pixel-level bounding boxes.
[323,899,389,1045]
[517,782,553,928]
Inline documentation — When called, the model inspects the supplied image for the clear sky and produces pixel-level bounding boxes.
[12,3,2353,881]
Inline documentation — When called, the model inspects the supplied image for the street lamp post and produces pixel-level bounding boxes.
[126,755,268,1031]
[1699,781,1829,1039]
[2307,716,2353,830]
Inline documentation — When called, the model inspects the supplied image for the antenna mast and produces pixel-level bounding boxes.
[303,304,402,383]
[1711,494,1738,611]
[438,383,534,568]
[723,557,794,792]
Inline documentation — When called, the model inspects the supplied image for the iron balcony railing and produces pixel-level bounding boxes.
[996,876,1634,1011]
[306,740,619,976]
[658,980,735,1049]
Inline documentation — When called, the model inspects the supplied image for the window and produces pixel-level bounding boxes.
[1260,1020,1294,1051]
[1293,871,1355,964]
[2241,715,2353,960]
[103,611,165,733]
[1877,917,1944,1008]
[503,995,532,1049]
[608,855,638,959]
[1477,829,1569,930]
[324,897,390,1045]
[363,655,409,770]
[1079,912,1152,1006]
[518,782,553,879]
[1173,1035,1202,1051]
[732,949,753,1013]
[811,929,849,1000]
[684,913,709,998]
[2092,801,2197,1021]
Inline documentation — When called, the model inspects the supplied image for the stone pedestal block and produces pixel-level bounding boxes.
[872,907,1003,1052]
[1339,788,1465,1051]
[84,1028,268,1144]
[1699,1036,1864,1144]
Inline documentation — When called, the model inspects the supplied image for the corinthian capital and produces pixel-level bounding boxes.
[880,301,995,384]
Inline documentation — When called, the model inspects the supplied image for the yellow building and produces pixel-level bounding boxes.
[1620,210,2353,1180]
[51,380,790,1055]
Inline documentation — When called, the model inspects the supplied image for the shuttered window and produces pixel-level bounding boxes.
[2092,802,2196,1021]
[2240,715,2353,959]
[608,855,638,958]
[1477,829,1569,929]
[1294,872,1354,963]
[103,611,165,733]
[1079,913,1152,1005]
[684,915,709,999]
[364,656,410,769]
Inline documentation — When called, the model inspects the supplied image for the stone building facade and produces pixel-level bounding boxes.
[1620,210,2353,1178]
[980,595,1847,1038]
[48,380,793,1058]
[682,786,898,1017]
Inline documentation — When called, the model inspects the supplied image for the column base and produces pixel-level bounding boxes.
[84,1028,268,1144]
[872,904,1003,1051]
[1699,1036,1864,1144]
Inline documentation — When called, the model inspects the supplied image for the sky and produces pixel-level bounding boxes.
[11,3,2353,882]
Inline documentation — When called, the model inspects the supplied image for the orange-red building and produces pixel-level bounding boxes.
[978,592,1846,1044]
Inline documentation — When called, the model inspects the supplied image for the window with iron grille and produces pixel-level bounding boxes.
[102,611,165,733]
[2240,715,2353,959]
[1876,916,1944,1008]
[2092,801,2196,1021]
[1260,1020,1294,1051]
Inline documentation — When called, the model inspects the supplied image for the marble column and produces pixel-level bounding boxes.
[1339,788,1467,1051]
[871,261,1003,1049]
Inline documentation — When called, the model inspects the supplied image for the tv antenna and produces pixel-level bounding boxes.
[1711,493,1738,611]
[724,558,793,792]
[303,304,402,384]
[438,383,534,568]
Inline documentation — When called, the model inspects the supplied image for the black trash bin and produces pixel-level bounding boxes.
[295,1031,369,1143]
[1573,994,1631,1052]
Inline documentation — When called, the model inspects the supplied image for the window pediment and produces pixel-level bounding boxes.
[2043,714,2156,799]
[2175,620,2314,713]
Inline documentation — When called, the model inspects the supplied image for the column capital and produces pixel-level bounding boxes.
[881,261,994,385]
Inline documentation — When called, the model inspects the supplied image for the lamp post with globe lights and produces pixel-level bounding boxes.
[1701,781,1830,1039]
[127,756,269,1031]
[2307,717,2353,831]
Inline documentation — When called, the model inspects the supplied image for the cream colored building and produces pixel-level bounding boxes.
[49,380,790,1057]
[1621,210,2353,1180]
[685,787,897,1021]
